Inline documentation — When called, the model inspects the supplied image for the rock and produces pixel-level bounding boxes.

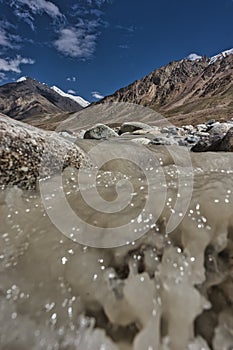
[182,125,195,133]
[195,132,210,138]
[76,129,86,138]
[196,124,208,133]
[132,129,151,135]
[217,127,233,151]
[161,126,179,135]
[191,137,214,152]
[58,130,77,142]
[185,135,200,144]
[0,116,91,189]
[150,136,178,146]
[208,122,232,138]
[84,124,118,140]
[160,127,170,134]
[59,129,74,135]
[178,128,188,136]
[206,119,215,126]
[119,122,152,135]
[149,132,196,147]
[192,122,233,152]
[191,127,233,152]
[147,128,162,136]
[130,138,151,145]
[177,139,188,147]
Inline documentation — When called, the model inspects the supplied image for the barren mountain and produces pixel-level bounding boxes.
[99,50,233,126]
[0,50,232,131]
[0,77,87,120]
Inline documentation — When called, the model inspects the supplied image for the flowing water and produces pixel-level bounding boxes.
[1,142,233,350]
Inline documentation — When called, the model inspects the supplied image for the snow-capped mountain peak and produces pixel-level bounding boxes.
[51,86,90,108]
[209,48,233,64]
[16,76,28,83]
[186,53,202,61]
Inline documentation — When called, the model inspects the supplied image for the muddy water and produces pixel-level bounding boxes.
[1,143,233,350]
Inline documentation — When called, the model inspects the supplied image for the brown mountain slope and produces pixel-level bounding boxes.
[0,77,83,120]
[99,54,233,126]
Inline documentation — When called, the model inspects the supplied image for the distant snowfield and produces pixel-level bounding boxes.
[186,53,202,61]
[209,48,233,64]
[16,76,27,82]
[186,48,233,64]
[51,86,90,108]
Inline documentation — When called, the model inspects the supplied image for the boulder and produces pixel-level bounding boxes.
[130,138,151,145]
[191,127,233,152]
[161,126,179,135]
[217,127,233,151]
[132,129,151,135]
[195,132,210,137]
[178,138,189,147]
[119,122,152,135]
[84,124,118,140]
[196,124,208,133]
[182,125,195,133]
[58,130,77,142]
[206,119,216,126]
[185,135,200,144]
[208,122,233,138]
[191,137,215,152]
[150,136,178,146]
[0,116,91,189]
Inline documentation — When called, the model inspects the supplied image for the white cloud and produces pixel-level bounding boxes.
[67,89,76,94]
[67,76,77,82]
[118,44,129,49]
[0,28,11,48]
[92,91,104,99]
[9,0,63,29]
[10,0,62,18]
[54,27,97,59]
[14,9,35,30]
[0,72,6,81]
[0,21,22,49]
[5,0,112,61]
[116,25,136,33]
[87,0,111,7]
[90,9,104,17]
[0,55,35,73]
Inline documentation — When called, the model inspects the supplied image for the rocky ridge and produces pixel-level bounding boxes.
[0,77,85,120]
[98,50,233,126]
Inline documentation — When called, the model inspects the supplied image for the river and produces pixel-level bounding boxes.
[1,142,233,350]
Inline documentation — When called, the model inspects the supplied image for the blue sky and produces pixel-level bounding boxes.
[0,0,232,102]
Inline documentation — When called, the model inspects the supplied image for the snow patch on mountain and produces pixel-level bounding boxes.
[186,53,202,61]
[209,48,233,64]
[17,76,27,83]
[51,86,90,108]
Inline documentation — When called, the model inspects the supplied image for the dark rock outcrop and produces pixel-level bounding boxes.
[191,127,233,152]
[216,127,233,151]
